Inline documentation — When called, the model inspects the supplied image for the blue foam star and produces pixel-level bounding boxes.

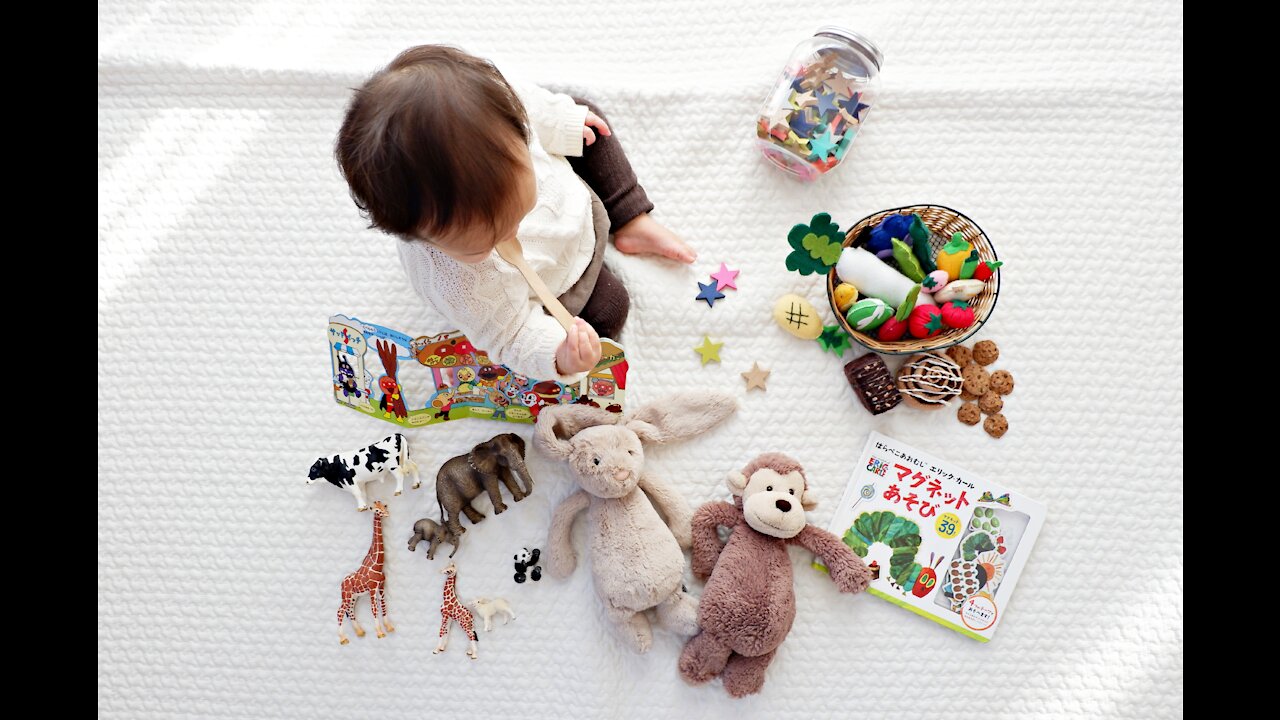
[695,279,726,307]
[789,109,820,136]
[814,89,840,117]
[841,91,871,120]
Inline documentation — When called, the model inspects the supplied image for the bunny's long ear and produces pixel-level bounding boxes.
[624,391,738,445]
[534,403,619,459]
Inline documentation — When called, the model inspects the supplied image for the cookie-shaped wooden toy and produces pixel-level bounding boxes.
[973,340,1000,366]
[946,344,973,367]
[957,402,981,425]
[984,413,1009,438]
[991,370,1015,395]
[961,363,991,396]
[978,391,1003,415]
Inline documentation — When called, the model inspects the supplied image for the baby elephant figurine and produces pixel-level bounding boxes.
[436,433,534,537]
[468,598,516,632]
[537,391,738,653]
[407,518,461,560]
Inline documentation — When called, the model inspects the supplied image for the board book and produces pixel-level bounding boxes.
[817,431,1045,641]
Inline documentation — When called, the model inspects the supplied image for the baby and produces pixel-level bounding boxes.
[335,45,694,381]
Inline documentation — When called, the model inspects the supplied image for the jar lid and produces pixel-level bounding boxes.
[815,25,884,70]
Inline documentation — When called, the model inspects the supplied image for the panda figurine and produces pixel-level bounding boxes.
[513,547,542,583]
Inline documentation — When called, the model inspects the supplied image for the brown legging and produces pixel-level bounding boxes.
[565,97,652,341]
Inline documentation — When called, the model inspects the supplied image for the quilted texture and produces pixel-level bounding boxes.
[98,1,1183,717]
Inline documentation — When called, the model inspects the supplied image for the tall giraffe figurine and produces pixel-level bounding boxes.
[434,561,478,659]
[336,500,394,645]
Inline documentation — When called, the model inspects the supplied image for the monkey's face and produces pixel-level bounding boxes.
[740,468,808,538]
[568,426,644,498]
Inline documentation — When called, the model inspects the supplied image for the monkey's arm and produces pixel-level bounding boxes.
[638,474,693,549]
[546,490,590,579]
[690,501,740,581]
[789,524,872,594]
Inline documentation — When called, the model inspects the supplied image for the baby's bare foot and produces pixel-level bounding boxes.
[614,213,696,264]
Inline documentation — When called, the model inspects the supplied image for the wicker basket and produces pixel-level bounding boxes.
[827,204,1000,355]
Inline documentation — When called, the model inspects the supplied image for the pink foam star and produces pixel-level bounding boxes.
[710,263,740,291]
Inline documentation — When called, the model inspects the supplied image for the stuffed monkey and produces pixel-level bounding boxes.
[678,452,873,697]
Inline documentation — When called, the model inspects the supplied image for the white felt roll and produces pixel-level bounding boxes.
[835,247,936,309]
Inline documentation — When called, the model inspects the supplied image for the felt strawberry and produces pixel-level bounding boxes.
[940,300,976,329]
[973,260,1003,283]
[908,304,944,339]
[878,315,908,341]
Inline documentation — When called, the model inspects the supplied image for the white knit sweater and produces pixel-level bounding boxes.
[397,82,593,383]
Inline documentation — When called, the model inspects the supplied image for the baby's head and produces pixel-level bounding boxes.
[335,46,536,263]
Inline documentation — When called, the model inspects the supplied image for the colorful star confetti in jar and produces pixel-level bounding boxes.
[756,26,883,181]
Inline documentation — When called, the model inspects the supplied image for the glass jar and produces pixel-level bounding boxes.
[755,26,883,181]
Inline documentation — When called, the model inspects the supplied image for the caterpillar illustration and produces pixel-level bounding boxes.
[841,511,924,593]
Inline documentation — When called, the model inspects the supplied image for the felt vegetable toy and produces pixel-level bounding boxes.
[846,298,894,332]
[959,249,981,280]
[891,239,926,281]
[940,300,976,329]
[921,270,949,294]
[935,279,985,303]
[833,282,859,312]
[786,213,845,275]
[909,215,937,273]
[935,233,972,280]
[537,393,738,653]
[877,315,908,341]
[973,260,1003,283]
[908,304,945,339]
[836,247,937,309]
[896,284,921,321]
[867,213,912,259]
[679,454,872,697]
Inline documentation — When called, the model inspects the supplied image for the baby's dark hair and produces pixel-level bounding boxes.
[335,45,529,238]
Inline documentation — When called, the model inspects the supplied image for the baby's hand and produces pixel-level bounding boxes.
[555,318,603,375]
[582,111,611,147]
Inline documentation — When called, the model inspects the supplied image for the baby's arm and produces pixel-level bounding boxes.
[512,82,590,158]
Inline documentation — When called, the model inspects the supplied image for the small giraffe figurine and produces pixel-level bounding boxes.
[434,561,478,660]
[337,500,394,645]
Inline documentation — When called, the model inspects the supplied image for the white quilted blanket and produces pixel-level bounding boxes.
[98,1,1183,717]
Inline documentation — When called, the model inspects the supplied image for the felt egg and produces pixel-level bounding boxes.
[935,279,985,303]
[940,300,976,329]
[846,298,894,332]
[877,315,908,341]
[921,270,949,294]
[908,304,945,339]
[833,283,859,312]
[773,294,823,340]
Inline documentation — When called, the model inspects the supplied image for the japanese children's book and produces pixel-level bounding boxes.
[327,314,627,427]
[817,431,1045,642]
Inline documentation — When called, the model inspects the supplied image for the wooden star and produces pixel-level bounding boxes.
[693,336,723,365]
[741,363,770,392]
[789,89,816,110]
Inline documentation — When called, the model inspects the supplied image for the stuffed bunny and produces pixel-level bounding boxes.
[536,392,738,653]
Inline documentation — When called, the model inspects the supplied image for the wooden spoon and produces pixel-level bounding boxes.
[495,237,576,332]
